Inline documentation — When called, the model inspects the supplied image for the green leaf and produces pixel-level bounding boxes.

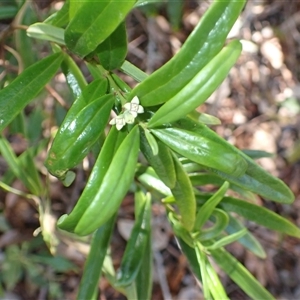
[148,40,242,127]
[207,228,248,250]
[225,215,266,258]
[194,242,211,299]
[27,108,44,143]
[218,196,300,238]
[176,117,295,204]
[116,195,151,287]
[96,22,128,71]
[197,209,229,241]
[30,255,76,273]
[204,252,229,300]
[0,5,18,20]
[140,128,176,189]
[58,126,140,236]
[171,154,196,231]
[69,0,84,20]
[167,0,184,30]
[208,165,294,204]
[176,238,201,281]
[57,126,127,232]
[135,194,152,300]
[168,212,194,247]
[188,110,221,126]
[110,73,132,93]
[143,128,158,156]
[189,173,256,201]
[0,137,42,195]
[194,181,229,230]
[47,78,107,139]
[14,4,37,69]
[2,246,23,291]
[210,247,274,300]
[45,94,114,181]
[134,0,159,8]
[44,0,69,27]
[77,215,116,300]
[60,52,88,98]
[65,0,135,57]
[137,167,171,196]
[151,127,248,177]
[131,0,246,107]
[27,23,65,45]
[0,52,64,132]
[242,149,275,159]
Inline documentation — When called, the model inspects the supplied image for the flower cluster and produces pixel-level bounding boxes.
[109,96,144,130]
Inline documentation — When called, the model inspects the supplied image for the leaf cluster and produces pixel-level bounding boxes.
[0,0,298,299]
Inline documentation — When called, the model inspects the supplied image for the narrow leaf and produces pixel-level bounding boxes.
[58,126,140,235]
[219,196,300,238]
[210,247,274,300]
[226,215,266,258]
[171,154,196,231]
[77,215,116,300]
[138,167,171,196]
[151,127,248,177]
[148,40,242,127]
[197,209,229,241]
[116,195,151,286]
[27,23,65,45]
[45,94,114,180]
[44,0,69,27]
[176,238,201,281]
[0,52,64,132]
[135,197,153,300]
[207,228,248,250]
[96,22,128,71]
[140,128,176,189]
[176,117,294,204]
[131,0,246,107]
[0,137,41,195]
[65,0,135,57]
[194,181,229,229]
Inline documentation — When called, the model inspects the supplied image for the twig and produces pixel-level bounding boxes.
[45,84,70,109]
[3,44,24,74]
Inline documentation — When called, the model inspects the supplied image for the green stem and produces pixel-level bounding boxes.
[107,73,127,105]
[195,241,211,300]
[120,60,148,82]
[63,54,87,92]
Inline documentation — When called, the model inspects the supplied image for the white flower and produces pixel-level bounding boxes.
[123,96,144,117]
[109,114,126,130]
[123,110,135,124]
[109,96,144,131]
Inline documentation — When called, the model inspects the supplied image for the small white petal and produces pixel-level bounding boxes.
[109,118,116,125]
[116,123,125,130]
[110,114,127,130]
[131,96,140,104]
[124,111,135,123]
[123,103,131,111]
[137,106,144,113]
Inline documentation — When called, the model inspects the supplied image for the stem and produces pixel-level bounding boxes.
[63,54,88,93]
[106,74,127,105]
[195,241,211,300]
[120,60,148,82]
